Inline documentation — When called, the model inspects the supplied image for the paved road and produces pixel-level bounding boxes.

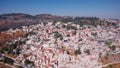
[99,62,120,68]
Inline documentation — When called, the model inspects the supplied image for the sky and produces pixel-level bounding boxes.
[0,0,120,19]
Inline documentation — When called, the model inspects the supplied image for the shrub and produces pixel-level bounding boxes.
[85,49,90,55]
[105,41,112,46]
[75,48,81,55]
[4,56,14,65]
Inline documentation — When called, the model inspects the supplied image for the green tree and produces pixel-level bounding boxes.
[99,52,102,58]
[84,49,90,55]
[66,50,70,55]
[4,56,15,65]
[91,32,97,36]
[24,33,29,38]
[16,48,21,55]
[54,32,62,38]
[105,53,109,60]
[74,48,81,55]
[109,65,113,68]
[110,45,116,51]
[105,41,112,46]
[16,66,24,68]
[24,59,34,66]
[0,49,4,53]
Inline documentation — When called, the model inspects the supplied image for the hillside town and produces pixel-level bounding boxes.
[0,18,120,68]
[1,0,120,67]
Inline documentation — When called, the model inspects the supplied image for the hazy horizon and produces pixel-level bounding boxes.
[0,0,120,19]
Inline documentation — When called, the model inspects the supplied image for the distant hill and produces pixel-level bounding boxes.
[34,14,62,21]
[0,13,119,32]
[0,13,63,32]
[0,13,34,20]
[0,13,34,32]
